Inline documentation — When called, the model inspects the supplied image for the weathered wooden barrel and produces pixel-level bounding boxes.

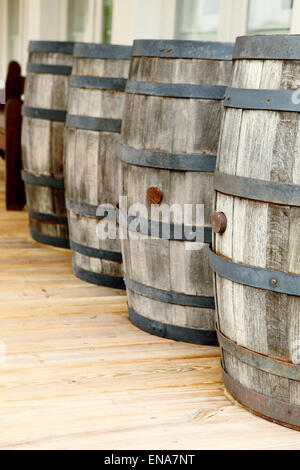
[120,40,234,345]
[211,34,300,429]
[64,43,131,289]
[22,41,74,248]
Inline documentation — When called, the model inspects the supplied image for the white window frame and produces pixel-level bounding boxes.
[218,0,248,42]
[290,0,300,33]
[0,0,106,82]
[0,0,26,80]
[60,0,103,43]
[219,0,298,41]
[175,0,299,43]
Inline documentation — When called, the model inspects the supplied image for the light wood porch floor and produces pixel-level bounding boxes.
[0,160,299,450]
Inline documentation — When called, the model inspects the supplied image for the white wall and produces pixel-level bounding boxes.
[2,0,300,82]
[111,0,176,45]
[111,0,249,45]
[218,0,248,42]
[0,0,104,81]
[0,1,8,81]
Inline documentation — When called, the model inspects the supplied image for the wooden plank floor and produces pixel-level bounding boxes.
[1,161,300,450]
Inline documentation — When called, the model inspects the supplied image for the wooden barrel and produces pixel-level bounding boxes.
[22,41,74,248]
[120,40,233,345]
[211,34,300,429]
[64,43,131,289]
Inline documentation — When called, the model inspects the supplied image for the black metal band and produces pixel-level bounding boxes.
[126,80,226,100]
[22,171,64,189]
[129,309,218,346]
[30,228,70,249]
[214,172,300,207]
[218,330,300,381]
[67,200,212,243]
[74,43,131,60]
[210,247,300,297]
[22,106,67,122]
[224,88,300,113]
[27,63,72,75]
[132,40,234,61]
[28,209,68,225]
[222,368,300,429]
[66,114,122,133]
[29,41,74,54]
[67,199,117,220]
[120,144,216,172]
[73,264,125,290]
[234,35,300,61]
[125,277,215,309]
[70,75,127,91]
[66,199,99,218]
[70,241,122,262]
[118,211,212,243]
[120,211,212,243]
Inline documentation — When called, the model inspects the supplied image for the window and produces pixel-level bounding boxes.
[247,0,293,34]
[67,0,88,42]
[175,0,220,41]
[102,0,113,44]
[7,0,20,62]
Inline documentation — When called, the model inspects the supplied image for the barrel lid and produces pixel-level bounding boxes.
[29,41,75,54]
[132,40,234,60]
[234,35,300,60]
[73,43,132,59]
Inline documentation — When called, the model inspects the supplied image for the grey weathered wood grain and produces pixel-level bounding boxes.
[121,51,232,339]
[22,48,72,245]
[214,51,300,416]
[64,52,130,284]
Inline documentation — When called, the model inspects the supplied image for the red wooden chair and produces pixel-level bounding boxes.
[0,61,26,210]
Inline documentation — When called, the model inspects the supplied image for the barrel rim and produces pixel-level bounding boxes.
[125,277,215,309]
[73,42,132,59]
[73,264,126,290]
[29,41,75,54]
[234,34,300,60]
[131,39,234,60]
[222,368,300,430]
[30,228,70,249]
[129,309,218,346]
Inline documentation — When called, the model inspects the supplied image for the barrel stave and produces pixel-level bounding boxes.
[129,56,232,85]
[30,218,68,240]
[121,41,234,343]
[213,37,300,427]
[22,43,73,248]
[68,213,121,254]
[122,234,213,297]
[128,290,215,331]
[122,95,223,157]
[65,46,130,288]
[73,252,122,277]
[25,185,66,215]
[73,58,130,78]
[29,52,73,67]
[121,163,214,225]
[68,88,125,119]
[65,129,121,204]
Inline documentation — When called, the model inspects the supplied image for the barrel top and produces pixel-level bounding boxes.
[234,35,300,60]
[73,43,132,59]
[29,41,75,54]
[132,40,234,60]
